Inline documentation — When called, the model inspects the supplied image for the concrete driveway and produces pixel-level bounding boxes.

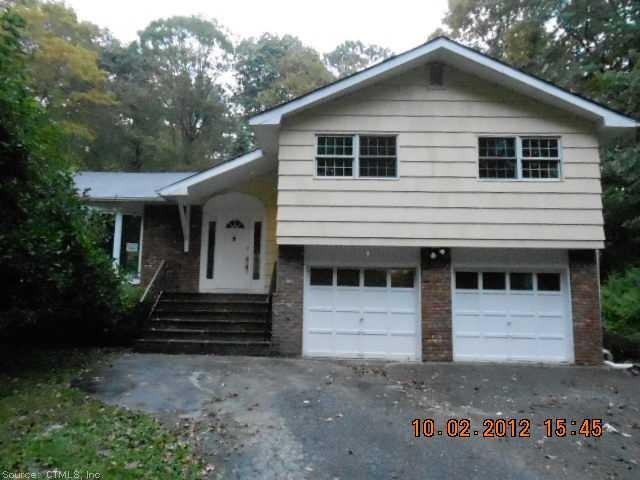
[84,354,639,479]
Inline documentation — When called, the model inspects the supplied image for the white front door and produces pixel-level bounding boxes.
[217,216,251,289]
[199,193,266,293]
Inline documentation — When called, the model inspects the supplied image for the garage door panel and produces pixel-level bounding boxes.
[307,288,333,307]
[335,290,361,310]
[388,313,417,333]
[363,312,390,332]
[389,290,416,311]
[334,331,360,356]
[455,292,482,311]
[454,313,481,335]
[361,333,392,357]
[361,290,388,309]
[334,311,361,332]
[307,309,334,330]
[535,295,564,314]
[535,316,565,337]
[306,331,333,355]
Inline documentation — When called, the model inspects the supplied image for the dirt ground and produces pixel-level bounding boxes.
[81,353,640,479]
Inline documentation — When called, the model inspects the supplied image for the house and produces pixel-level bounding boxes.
[75,37,639,364]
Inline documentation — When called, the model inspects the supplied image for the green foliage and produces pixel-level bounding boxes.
[235,34,334,116]
[444,0,640,276]
[137,16,234,169]
[325,40,393,78]
[602,267,640,338]
[0,9,127,341]
[0,348,203,478]
[14,0,115,161]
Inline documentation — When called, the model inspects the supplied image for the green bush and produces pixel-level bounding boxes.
[0,11,130,343]
[602,267,640,339]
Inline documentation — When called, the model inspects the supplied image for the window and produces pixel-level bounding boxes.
[226,219,244,229]
[390,269,415,288]
[206,221,216,279]
[316,134,397,178]
[252,222,261,280]
[364,269,387,287]
[521,138,560,179]
[510,272,533,291]
[310,268,333,286]
[455,271,478,290]
[478,136,560,179]
[482,272,506,290]
[537,273,561,291]
[337,269,360,286]
[479,137,516,179]
[359,136,397,177]
[316,136,354,177]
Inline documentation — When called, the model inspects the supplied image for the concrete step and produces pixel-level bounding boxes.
[155,302,269,314]
[151,317,269,331]
[142,327,269,341]
[134,338,272,355]
[162,292,269,303]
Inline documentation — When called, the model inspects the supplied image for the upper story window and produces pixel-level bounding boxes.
[316,135,354,177]
[316,134,397,178]
[478,136,561,180]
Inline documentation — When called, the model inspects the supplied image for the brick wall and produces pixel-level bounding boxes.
[141,204,202,292]
[271,245,304,356]
[421,248,453,361]
[569,249,603,365]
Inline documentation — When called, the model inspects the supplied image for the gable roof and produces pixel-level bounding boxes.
[75,171,196,201]
[249,36,638,130]
[157,149,272,199]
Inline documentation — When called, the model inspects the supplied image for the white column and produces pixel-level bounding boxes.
[112,211,123,267]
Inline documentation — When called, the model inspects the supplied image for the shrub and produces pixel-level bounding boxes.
[0,11,128,343]
[602,267,640,339]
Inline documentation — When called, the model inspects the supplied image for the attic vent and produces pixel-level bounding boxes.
[429,63,444,86]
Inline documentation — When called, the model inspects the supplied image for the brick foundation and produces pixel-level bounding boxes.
[141,204,202,292]
[570,249,603,365]
[421,248,453,361]
[271,245,304,356]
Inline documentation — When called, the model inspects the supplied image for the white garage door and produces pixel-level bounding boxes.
[453,270,573,363]
[304,267,419,360]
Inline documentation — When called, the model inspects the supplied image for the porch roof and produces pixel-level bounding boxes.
[157,150,274,202]
[75,171,196,202]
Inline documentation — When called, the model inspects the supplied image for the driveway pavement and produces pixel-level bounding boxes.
[83,354,639,479]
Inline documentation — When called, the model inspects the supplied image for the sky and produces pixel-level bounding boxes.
[65,0,449,54]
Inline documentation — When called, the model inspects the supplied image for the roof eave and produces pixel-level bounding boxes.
[157,149,266,198]
[248,38,638,133]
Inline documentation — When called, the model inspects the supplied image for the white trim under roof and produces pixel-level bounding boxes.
[249,37,638,130]
[157,149,266,197]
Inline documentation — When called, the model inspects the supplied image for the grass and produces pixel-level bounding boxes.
[0,348,203,479]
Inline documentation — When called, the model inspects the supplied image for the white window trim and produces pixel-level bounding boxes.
[476,134,563,182]
[314,133,399,180]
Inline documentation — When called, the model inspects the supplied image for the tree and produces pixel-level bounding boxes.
[235,34,334,116]
[0,9,125,341]
[13,0,115,157]
[138,16,234,169]
[444,0,640,276]
[325,40,393,78]
[92,42,165,171]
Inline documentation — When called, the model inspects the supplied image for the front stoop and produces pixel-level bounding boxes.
[135,292,272,355]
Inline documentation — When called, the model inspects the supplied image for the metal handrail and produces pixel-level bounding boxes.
[140,259,166,304]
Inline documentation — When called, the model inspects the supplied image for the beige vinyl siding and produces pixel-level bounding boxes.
[276,64,604,249]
